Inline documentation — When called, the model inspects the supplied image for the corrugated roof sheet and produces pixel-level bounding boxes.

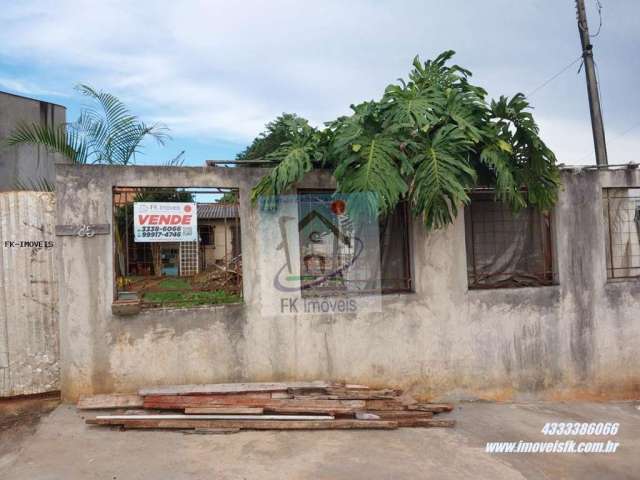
[197,203,239,219]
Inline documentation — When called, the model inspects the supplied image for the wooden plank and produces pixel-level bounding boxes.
[368,410,434,419]
[355,412,380,420]
[286,388,330,396]
[94,414,334,421]
[77,394,144,410]
[263,405,361,415]
[143,394,271,409]
[144,393,271,402]
[325,388,401,400]
[87,418,398,430]
[144,396,365,411]
[406,403,454,413]
[396,418,455,428]
[183,428,241,435]
[345,384,370,390]
[364,400,406,411]
[270,392,291,399]
[139,381,330,396]
[292,395,342,401]
[184,407,264,414]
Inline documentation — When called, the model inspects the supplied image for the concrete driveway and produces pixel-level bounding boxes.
[1,402,638,479]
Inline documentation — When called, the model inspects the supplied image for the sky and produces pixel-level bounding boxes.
[1,0,639,167]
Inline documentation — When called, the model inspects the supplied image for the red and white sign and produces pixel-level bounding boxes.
[133,202,197,242]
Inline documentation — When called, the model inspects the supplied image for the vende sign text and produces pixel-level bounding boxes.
[133,202,197,242]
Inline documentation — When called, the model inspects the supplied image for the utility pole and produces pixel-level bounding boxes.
[575,0,608,166]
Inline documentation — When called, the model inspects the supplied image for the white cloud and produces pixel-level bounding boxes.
[0,0,638,163]
[0,76,67,98]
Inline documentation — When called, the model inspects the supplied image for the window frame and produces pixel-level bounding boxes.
[296,189,413,296]
[603,187,640,281]
[198,224,216,247]
[465,190,556,290]
[111,186,243,309]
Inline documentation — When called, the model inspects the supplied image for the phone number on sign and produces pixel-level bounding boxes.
[138,226,185,238]
[541,422,619,436]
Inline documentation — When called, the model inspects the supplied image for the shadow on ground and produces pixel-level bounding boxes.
[0,392,60,469]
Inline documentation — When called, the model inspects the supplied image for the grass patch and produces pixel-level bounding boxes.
[142,289,241,307]
[155,277,191,290]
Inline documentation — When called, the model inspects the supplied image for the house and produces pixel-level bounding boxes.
[197,203,241,270]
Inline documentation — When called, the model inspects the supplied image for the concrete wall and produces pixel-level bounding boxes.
[0,91,67,191]
[55,164,640,401]
[0,192,58,396]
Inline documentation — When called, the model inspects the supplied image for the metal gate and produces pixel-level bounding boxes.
[0,191,59,396]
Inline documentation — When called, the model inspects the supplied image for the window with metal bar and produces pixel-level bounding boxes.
[297,191,412,295]
[112,186,242,308]
[603,188,640,280]
[464,192,554,289]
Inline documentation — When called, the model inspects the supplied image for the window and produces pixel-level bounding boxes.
[465,192,554,289]
[297,191,412,295]
[603,188,640,280]
[199,225,215,246]
[379,202,412,292]
[112,187,242,308]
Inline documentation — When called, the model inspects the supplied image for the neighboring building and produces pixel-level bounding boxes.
[197,203,241,269]
[0,91,67,191]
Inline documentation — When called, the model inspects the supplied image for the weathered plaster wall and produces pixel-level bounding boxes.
[55,165,640,401]
[0,191,58,396]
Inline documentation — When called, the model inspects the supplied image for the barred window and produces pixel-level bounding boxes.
[603,188,640,280]
[465,192,554,289]
[297,191,412,295]
[112,186,242,308]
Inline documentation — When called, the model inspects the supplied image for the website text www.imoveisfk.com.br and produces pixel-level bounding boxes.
[485,440,620,454]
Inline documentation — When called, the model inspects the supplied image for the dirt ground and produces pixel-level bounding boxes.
[0,392,60,469]
[0,400,638,479]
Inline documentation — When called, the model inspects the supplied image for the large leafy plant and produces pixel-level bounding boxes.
[250,51,560,230]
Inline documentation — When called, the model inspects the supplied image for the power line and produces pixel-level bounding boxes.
[525,1,603,99]
[616,121,640,138]
[526,56,582,98]
[590,0,604,38]
[577,121,640,162]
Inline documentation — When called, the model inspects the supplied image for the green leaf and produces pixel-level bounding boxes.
[248,51,560,230]
[411,125,476,229]
[497,139,512,153]
[6,122,88,164]
[335,134,407,217]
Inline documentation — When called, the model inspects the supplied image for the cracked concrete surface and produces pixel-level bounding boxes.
[1,402,638,479]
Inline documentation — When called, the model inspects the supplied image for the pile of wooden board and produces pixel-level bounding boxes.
[78,381,454,432]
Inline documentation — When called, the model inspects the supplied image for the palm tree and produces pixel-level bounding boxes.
[7,84,171,189]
